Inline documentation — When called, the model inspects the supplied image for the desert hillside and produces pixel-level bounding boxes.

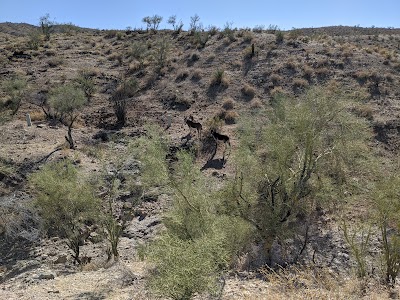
[0,22,400,299]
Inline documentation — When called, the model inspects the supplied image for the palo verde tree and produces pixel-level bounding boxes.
[372,174,400,285]
[30,160,101,264]
[48,84,87,149]
[142,15,163,31]
[132,125,250,299]
[227,84,373,262]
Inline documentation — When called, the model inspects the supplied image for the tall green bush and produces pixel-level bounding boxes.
[229,85,372,260]
[30,160,101,263]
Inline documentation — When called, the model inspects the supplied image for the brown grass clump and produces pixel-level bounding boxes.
[222,97,235,110]
[29,110,46,122]
[210,69,229,87]
[285,58,297,70]
[217,109,239,124]
[293,78,309,91]
[270,86,286,98]
[241,83,256,99]
[47,57,63,67]
[270,73,283,85]
[353,104,374,120]
[302,65,314,80]
[191,69,202,81]
[315,67,330,79]
[176,70,189,82]
[250,98,263,109]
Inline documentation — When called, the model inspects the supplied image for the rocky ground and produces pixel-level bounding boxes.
[1,23,400,298]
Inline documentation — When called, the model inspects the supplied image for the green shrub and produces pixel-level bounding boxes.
[74,69,96,101]
[231,85,372,261]
[275,30,284,44]
[48,84,87,149]
[2,75,27,115]
[373,175,400,284]
[30,160,101,264]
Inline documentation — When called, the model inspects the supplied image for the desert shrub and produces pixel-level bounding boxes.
[138,149,251,299]
[189,14,201,33]
[222,97,235,110]
[224,110,239,124]
[241,83,256,99]
[152,37,170,71]
[353,104,374,120]
[250,98,263,109]
[47,57,63,67]
[2,75,28,115]
[48,84,87,149]
[104,30,118,39]
[39,13,54,41]
[0,191,40,242]
[230,85,372,262]
[207,25,219,36]
[191,69,202,81]
[372,175,400,284]
[269,86,286,98]
[302,65,314,80]
[270,73,283,85]
[176,70,189,81]
[27,30,42,50]
[293,78,309,92]
[74,69,96,101]
[285,59,297,70]
[193,31,209,48]
[252,25,265,33]
[275,30,284,44]
[242,30,254,43]
[210,69,228,87]
[142,15,163,31]
[129,41,148,69]
[315,67,330,79]
[30,160,101,264]
[168,15,184,33]
[221,22,236,43]
[341,221,371,278]
[128,124,169,190]
[110,79,138,126]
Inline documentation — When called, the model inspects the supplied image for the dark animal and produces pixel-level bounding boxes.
[185,115,202,138]
[211,129,230,146]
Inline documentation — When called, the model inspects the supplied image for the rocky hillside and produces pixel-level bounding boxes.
[0,23,400,299]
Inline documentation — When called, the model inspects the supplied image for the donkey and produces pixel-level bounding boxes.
[184,115,202,138]
[211,129,230,146]
[211,129,231,160]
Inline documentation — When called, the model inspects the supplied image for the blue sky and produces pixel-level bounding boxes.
[1,0,399,30]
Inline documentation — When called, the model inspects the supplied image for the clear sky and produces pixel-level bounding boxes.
[1,0,399,30]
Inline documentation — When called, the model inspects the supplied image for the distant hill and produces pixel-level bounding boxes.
[0,22,99,36]
[295,25,400,36]
[1,22,399,37]
[0,22,38,36]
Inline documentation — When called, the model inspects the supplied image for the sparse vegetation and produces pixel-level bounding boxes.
[1,18,400,300]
